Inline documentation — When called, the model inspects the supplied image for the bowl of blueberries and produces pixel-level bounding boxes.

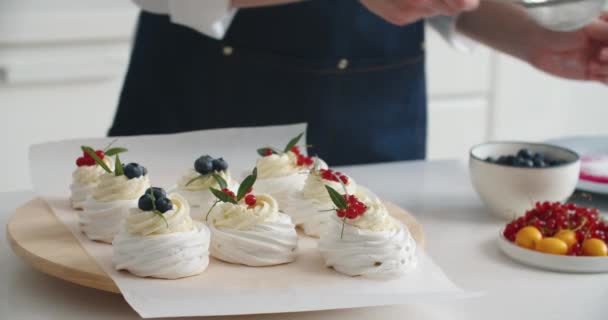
[469,142,580,220]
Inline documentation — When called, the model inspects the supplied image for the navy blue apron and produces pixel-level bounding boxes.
[109,0,427,166]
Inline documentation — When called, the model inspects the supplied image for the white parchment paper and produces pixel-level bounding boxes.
[29,124,473,318]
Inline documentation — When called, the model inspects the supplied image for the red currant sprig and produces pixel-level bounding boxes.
[336,194,367,219]
[76,150,104,167]
[221,188,236,200]
[319,169,349,185]
[244,194,257,207]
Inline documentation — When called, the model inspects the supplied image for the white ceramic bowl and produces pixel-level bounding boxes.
[498,229,608,273]
[469,142,580,220]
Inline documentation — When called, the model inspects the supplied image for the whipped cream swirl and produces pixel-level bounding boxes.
[208,194,298,266]
[92,173,150,201]
[177,169,231,191]
[318,199,417,277]
[70,157,113,209]
[175,169,236,218]
[125,194,195,236]
[113,221,211,279]
[256,152,300,179]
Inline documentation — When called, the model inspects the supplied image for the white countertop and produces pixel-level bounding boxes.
[2,160,607,319]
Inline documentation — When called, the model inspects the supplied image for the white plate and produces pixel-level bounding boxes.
[547,136,608,194]
[497,229,608,273]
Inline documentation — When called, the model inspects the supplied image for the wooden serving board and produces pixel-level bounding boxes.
[7,198,425,295]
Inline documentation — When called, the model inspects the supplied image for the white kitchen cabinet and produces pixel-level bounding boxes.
[490,53,608,141]
[0,1,137,191]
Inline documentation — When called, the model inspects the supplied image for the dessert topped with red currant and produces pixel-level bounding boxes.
[504,201,608,256]
[318,186,418,277]
[254,132,327,211]
[69,143,126,209]
[288,167,358,237]
[256,132,315,179]
[205,168,298,267]
[175,155,237,217]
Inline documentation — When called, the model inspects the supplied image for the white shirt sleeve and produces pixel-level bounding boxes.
[427,15,476,52]
[132,0,237,40]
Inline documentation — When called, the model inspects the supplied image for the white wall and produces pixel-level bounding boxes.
[1,1,608,192]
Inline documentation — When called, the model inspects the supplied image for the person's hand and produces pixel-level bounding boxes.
[527,13,608,84]
[360,0,479,26]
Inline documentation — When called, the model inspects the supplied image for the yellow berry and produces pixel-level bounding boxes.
[554,230,578,250]
[582,238,608,256]
[515,226,542,249]
[535,237,568,255]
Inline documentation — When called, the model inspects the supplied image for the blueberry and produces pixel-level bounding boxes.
[155,197,173,213]
[138,194,154,211]
[124,163,145,179]
[212,157,229,171]
[524,159,534,167]
[517,149,534,159]
[513,157,527,167]
[533,159,546,167]
[497,156,508,164]
[194,155,214,175]
[532,153,544,162]
[506,155,516,166]
[145,187,166,199]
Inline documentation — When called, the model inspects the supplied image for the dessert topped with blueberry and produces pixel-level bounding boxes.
[113,187,212,279]
[175,155,237,217]
[486,148,566,168]
[69,144,127,209]
[177,155,231,190]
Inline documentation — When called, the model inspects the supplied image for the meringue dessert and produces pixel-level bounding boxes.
[175,155,237,218]
[80,159,150,243]
[113,189,211,279]
[207,169,298,266]
[318,187,417,278]
[255,132,324,210]
[70,146,126,209]
[289,168,357,237]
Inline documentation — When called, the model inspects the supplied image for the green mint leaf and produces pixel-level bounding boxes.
[325,185,347,210]
[114,154,124,176]
[185,175,204,187]
[205,200,220,221]
[104,147,128,156]
[210,187,237,204]
[252,167,258,179]
[284,132,304,153]
[236,170,257,201]
[257,147,280,157]
[155,211,169,228]
[81,146,112,173]
[212,173,228,189]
